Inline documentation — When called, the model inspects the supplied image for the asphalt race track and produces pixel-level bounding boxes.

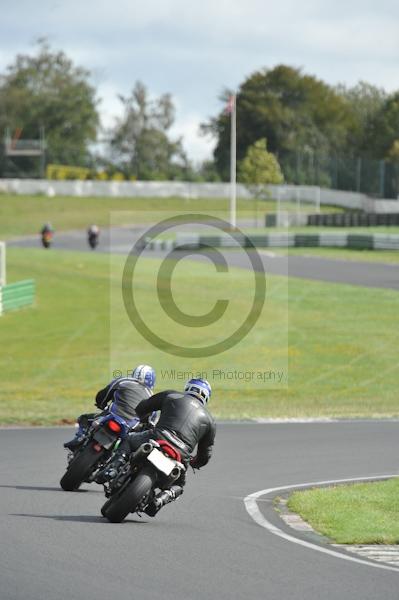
[0,423,398,600]
[10,227,399,290]
[6,229,399,598]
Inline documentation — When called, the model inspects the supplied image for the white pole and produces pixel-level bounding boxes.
[230,94,237,229]
[316,186,321,213]
[0,242,5,287]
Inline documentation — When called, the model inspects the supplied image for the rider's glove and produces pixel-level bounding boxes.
[95,397,107,410]
[140,413,154,425]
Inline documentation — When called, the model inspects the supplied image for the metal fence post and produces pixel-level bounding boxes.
[379,160,386,198]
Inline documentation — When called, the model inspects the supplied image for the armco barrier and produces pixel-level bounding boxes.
[0,279,35,315]
[145,233,399,252]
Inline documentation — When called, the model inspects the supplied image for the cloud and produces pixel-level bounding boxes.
[1,0,399,160]
[170,111,215,163]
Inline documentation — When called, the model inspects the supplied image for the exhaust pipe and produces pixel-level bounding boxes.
[142,443,154,454]
[130,442,154,464]
[169,466,181,481]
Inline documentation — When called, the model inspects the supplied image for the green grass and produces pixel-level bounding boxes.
[1,247,399,424]
[0,193,340,239]
[287,478,399,544]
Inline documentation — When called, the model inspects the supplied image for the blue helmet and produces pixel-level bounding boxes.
[132,364,156,390]
[184,378,212,405]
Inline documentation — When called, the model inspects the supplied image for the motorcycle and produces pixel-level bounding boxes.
[88,232,99,250]
[100,439,185,523]
[60,405,141,492]
[41,231,53,248]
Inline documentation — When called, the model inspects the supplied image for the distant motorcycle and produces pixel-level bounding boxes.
[100,439,185,523]
[88,232,99,249]
[41,231,53,248]
[87,225,99,250]
[60,406,141,492]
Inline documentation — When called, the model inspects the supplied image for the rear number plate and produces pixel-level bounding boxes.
[147,448,175,476]
[93,428,116,449]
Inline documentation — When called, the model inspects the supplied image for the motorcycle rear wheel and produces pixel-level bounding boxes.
[60,445,105,491]
[101,468,155,523]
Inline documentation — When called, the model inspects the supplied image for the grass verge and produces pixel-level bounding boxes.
[0,193,340,239]
[1,247,399,424]
[287,478,399,544]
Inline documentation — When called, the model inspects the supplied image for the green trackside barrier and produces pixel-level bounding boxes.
[0,279,35,314]
[347,235,374,250]
[144,232,399,251]
[198,235,224,247]
[158,232,399,251]
[294,234,320,247]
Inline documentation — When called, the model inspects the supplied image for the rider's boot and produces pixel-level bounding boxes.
[63,427,86,450]
[144,485,183,517]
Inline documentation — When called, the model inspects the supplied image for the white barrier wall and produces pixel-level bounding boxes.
[0,178,245,199]
[0,178,398,213]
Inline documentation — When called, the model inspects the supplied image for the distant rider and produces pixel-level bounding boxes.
[87,224,100,248]
[98,378,216,517]
[41,222,54,235]
[40,222,54,248]
[63,364,156,451]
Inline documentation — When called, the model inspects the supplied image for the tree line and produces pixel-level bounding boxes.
[1,41,398,194]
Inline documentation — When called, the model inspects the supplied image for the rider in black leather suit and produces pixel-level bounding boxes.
[101,378,216,516]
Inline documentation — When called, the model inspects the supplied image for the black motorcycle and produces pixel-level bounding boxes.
[101,439,185,523]
[88,232,99,249]
[60,411,141,492]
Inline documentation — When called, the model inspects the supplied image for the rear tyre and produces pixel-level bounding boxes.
[101,498,112,517]
[60,445,105,491]
[102,468,155,523]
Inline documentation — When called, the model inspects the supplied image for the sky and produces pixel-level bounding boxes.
[1,0,399,162]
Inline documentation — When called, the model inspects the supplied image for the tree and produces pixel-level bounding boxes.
[0,39,99,168]
[202,65,356,180]
[109,81,186,180]
[336,81,387,154]
[364,93,399,159]
[385,139,399,198]
[239,138,283,199]
[197,160,221,182]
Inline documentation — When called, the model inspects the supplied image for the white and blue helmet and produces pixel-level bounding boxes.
[184,378,212,405]
[132,364,156,390]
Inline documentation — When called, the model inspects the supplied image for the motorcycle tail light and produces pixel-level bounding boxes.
[107,420,122,433]
[157,439,181,462]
